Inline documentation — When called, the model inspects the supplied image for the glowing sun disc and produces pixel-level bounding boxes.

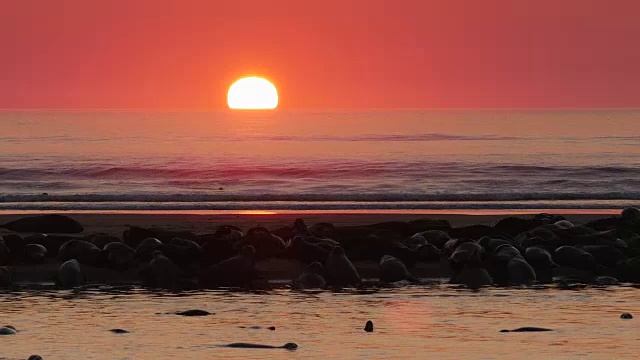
[227,77,278,110]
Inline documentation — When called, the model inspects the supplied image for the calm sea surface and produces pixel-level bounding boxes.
[0,109,639,211]
[1,285,638,359]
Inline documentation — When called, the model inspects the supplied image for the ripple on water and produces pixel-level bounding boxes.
[0,285,638,359]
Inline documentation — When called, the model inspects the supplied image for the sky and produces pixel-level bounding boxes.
[1,0,639,109]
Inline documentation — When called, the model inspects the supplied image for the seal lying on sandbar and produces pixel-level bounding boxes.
[221,342,298,350]
[500,327,553,332]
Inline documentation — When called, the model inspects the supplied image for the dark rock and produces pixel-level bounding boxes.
[364,320,374,332]
[449,225,506,240]
[174,309,212,316]
[500,327,553,332]
[620,313,633,319]
[1,214,83,233]
[109,328,129,333]
[494,217,544,237]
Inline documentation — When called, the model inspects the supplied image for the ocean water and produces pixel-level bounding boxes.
[1,285,638,359]
[0,109,639,211]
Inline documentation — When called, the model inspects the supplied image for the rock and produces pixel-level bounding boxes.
[0,240,10,265]
[494,217,544,237]
[620,313,633,319]
[58,240,104,266]
[364,320,374,332]
[414,230,450,249]
[174,309,212,316]
[1,214,83,233]
[139,251,181,289]
[56,259,83,289]
[0,266,11,286]
[24,244,48,264]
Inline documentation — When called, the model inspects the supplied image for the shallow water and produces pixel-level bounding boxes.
[1,285,638,359]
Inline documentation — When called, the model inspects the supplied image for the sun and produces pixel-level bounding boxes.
[227,77,278,110]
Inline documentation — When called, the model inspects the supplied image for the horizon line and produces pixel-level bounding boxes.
[1,107,639,112]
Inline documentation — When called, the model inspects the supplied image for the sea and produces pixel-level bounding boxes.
[0,109,639,212]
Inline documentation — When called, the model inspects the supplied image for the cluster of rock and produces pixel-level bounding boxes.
[1,208,639,290]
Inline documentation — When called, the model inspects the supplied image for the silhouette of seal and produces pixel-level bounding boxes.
[56,259,83,289]
[325,246,360,287]
[140,250,181,289]
[295,261,326,289]
[135,238,164,261]
[500,327,553,332]
[24,243,48,264]
[364,320,374,332]
[174,309,212,316]
[58,240,103,266]
[103,242,136,270]
[200,245,257,287]
[222,342,298,350]
[28,356,44,360]
[507,257,537,285]
[620,313,633,319]
[109,329,129,334]
[379,255,419,283]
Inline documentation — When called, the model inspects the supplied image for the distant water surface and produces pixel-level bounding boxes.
[1,285,639,359]
[0,109,638,210]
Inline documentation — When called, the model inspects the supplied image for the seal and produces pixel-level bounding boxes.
[28,356,44,360]
[56,259,83,289]
[222,342,298,350]
[241,227,286,259]
[524,246,558,282]
[0,325,17,335]
[506,257,537,285]
[200,245,256,287]
[554,246,596,270]
[103,242,136,270]
[453,267,493,290]
[139,250,181,289]
[500,327,553,332]
[58,240,103,266]
[24,243,48,264]
[325,246,361,287]
[135,238,164,262]
[379,255,419,283]
[286,236,330,264]
[294,261,327,289]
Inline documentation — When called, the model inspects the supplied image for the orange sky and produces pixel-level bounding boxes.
[1,0,639,109]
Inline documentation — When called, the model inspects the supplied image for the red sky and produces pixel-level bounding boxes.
[1,0,639,109]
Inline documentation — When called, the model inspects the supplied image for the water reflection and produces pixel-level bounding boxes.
[1,284,638,359]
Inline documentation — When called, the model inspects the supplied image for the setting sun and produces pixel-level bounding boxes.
[227,77,278,110]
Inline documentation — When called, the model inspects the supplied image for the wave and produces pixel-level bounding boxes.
[2,192,640,203]
[2,162,640,180]
[0,200,637,211]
